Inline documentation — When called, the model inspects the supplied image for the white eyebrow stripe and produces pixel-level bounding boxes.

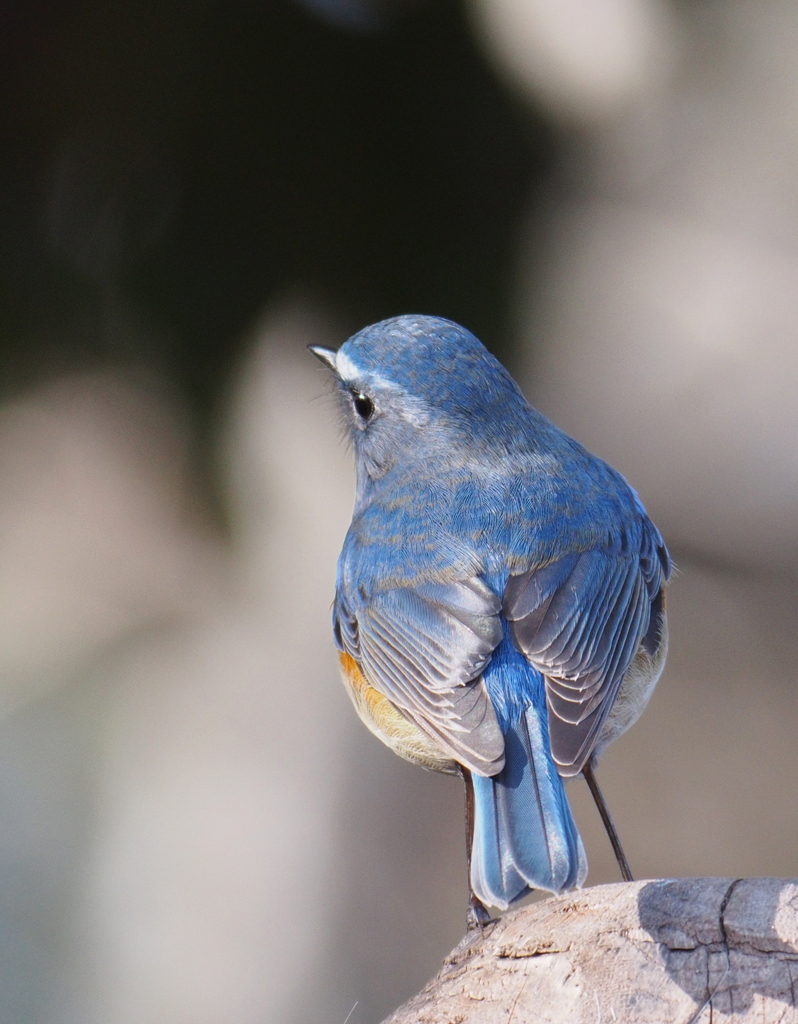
[335,350,399,394]
[335,350,361,381]
[334,351,430,426]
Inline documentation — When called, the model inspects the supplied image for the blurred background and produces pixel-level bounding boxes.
[1,0,798,1021]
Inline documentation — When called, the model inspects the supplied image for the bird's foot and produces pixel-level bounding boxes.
[466,896,495,932]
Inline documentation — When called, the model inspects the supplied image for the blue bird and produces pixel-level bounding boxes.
[311,315,670,923]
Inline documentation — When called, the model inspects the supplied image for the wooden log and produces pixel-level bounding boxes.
[383,878,798,1023]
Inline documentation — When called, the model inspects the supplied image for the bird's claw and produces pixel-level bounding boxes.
[466,897,495,931]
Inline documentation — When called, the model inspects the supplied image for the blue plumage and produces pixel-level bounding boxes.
[472,625,586,905]
[312,315,670,914]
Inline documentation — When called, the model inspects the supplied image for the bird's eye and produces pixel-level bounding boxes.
[353,393,374,421]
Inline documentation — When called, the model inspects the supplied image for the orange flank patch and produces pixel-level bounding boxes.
[337,651,458,774]
[339,651,384,716]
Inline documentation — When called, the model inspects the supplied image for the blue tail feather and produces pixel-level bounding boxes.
[471,632,587,910]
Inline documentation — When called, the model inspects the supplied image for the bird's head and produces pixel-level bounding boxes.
[310,314,529,498]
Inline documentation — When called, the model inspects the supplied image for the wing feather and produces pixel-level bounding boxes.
[504,526,667,776]
[334,577,505,776]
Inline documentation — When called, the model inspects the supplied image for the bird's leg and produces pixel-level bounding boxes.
[461,767,493,930]
[582,759,634,882]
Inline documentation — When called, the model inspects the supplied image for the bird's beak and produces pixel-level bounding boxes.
[308,345,339,374]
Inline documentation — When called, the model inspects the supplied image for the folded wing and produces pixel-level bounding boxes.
[334,577,506,776]
[503,525,669,776]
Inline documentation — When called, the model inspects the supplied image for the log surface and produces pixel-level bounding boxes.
[383,878,798,1023]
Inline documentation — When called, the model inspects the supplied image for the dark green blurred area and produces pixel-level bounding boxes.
[0,0,551,426]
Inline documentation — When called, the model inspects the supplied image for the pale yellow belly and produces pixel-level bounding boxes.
[594,605,669,759]
[338,652,458,774]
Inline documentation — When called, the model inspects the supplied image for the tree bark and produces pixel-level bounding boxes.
[383,878,798,1023]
